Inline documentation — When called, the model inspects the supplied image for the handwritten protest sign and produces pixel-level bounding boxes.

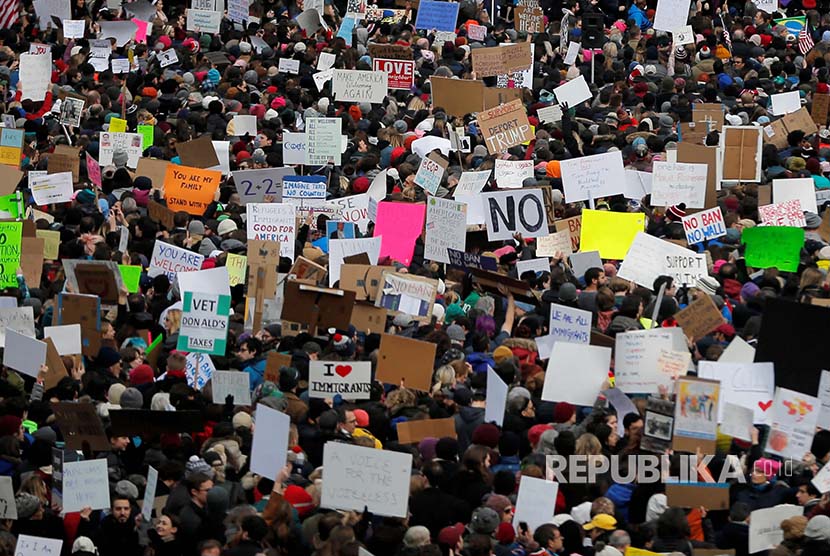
[681,207,726,245]
[414,153,448,194]
[758,199,806,227]
[742,226,804,272]
[306,117,342,165]
[414,0,460,32]
[555,216,582,252]
[615,329,677,393]
[454,170,490,196]
[674,294,726,342]
[618,232,707,288]
[0,476,15,518]
[246,203,296,260]
[700,361,774,423]
[63,459,110,512]
[185,352,215,391]
[149,241,205,281]
[212,370,252,405]
[767,387,820,460]
[309,361,372,399]
[579,209,644,260]
[477,100,532,155]
[748,506,803,554]
[30,172,74,204]
[322,442,412,517]
[651,162,708,208]
[424,197,466,264]
[560,151,625,202]
[653,0,690,31]
[481,189,548,241]
[0,221,21,288]
[514,5,543,32]
[187,8,221,32]
[548,304,590,346]
[14,536,62,556]
[494,159,533,189]
[164,165,221,216]
[332,70,388,103]
[471,43,532,76]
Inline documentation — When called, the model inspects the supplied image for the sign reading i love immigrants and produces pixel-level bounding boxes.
[309,361,372,400]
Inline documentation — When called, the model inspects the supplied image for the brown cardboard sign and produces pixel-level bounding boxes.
[539,185,557,228]
[49,145,81,182]
[290,256,327,284]
[339,264,386,301]
[483,87,523,110]
[135,158,171,192]
[758,184,772,207]
[109,410,203,435]
[692,104,724,132]
[397,417,457,444]
[375,271,438,323]
[555,216,582,252]
[471,43,532,77]
[57,293,101,358]
[0,164,22,196]
[468,267,539,303]
[376,334,436,392]
[514,5,543,32]
[147,200,176,230]
[722,127,761,182]
[674,294,726,341]
[666,483,730,510]
[368,43,412,60]
[20,237,44,288]
[75,263,119,304]
[281,280,356,331]
[677,143,717,210]
[350,303,387,333]
[431,76,484,118]
[678,122,709,146]
[43,338,67,391]
[246,239,280,301]
[693,550,735,556]
[343,253,372,265]
[51,401,110,451]
[176,135,220,169]
[264,351,293,383]
[478,99,533,155]
[812,93,830,126]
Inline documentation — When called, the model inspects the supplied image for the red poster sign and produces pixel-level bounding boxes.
[373,58,415,90]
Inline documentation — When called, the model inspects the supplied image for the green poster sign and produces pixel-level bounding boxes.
[0,221,22,288]
[118,265,142,293]
[742,226,804,273]
[177,291,231,356]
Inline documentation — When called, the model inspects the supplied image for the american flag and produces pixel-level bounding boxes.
[721,18,732,52]
[0,0,18,29]
[799,24,815,55]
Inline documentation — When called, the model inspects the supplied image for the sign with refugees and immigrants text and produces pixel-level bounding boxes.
[177,291,230,356]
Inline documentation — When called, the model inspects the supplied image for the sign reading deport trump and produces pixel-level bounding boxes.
[332,69,389,103]
[309,361,372,400]
[477,99,533,155]
[246,203,297,260]
[177,291,230,356]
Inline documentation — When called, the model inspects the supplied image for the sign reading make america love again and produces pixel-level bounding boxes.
[309,361,372,400]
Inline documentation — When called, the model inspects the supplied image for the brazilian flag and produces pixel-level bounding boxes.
[774,16,806,37]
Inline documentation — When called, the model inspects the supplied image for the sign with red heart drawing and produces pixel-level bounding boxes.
[309,361,372,400]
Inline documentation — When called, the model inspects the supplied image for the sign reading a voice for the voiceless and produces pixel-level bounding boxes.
[164,165,221,216]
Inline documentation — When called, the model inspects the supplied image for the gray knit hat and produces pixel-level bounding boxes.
[15,493,41,519]
[119,387,144,409]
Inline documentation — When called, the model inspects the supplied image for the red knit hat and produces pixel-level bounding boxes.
[471,423,500,448]
[553,401,576,424]
[528,424,553,446]
[496,522,516,544]
[352,176,370,193]
[348,105,362,121]
[666,204,686,222]
[129,364,155,386]
[284,485,315,517]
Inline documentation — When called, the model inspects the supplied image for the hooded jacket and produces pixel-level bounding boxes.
[454,405,485,453]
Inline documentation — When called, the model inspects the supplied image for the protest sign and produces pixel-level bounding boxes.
[212,370,252,405]
[555,216,582,252]
[246,203,296,260]
[624,169,653,199]
[618,232,706,288]
[548,303,590,347]
[0,128,23,169]
[368,44,412,60]
[282,132,308,165]
[721,127,763,182]
[20,52,51,102]
[414,0,460,32]
[185,352,215,391]
[653,0,689,31]
[477,100,532,155]
[414,152,448,194]
[376,334,436,391]
[250,403,290,480]
[283,175,328,208]
[514,5,543,32]
[568,251,603,280]
[14,536,62,556]
[396,419,455,445]
[424,197,466,264]
[63,459,110,512]
[329,237,382,286]
[766,387,820,460]
[758,199,806,227]
[681,207,726,245]
[651,162,708,208]
[226,253,246,287]
[233,167,295,204]
[553,75,592,107]
[0,476,15,519]
[374,202,426,266]
[542,343,611,405]
[772,177,818,213]
[164,165,221,216]
[372,59,415,90]
[537,104,563,124]
[468,23,487,40]
[485,367,508,426]
[514,476,559,534]
[516,258,549,277]
[741,226,803,272]
[149,241,205,281]
[813,93,830,125]
[533,230,571,258]
[560,151,625,202]
[614,329,677,393]
[142,466,158,522]
[720,401,754,441]
[277,58,300,74]
[322,442,412,518]
[579,209,644,260]
[332,70,388,103]
[719,336,756,364]
[177,292,230,356]
[0,221,21,288]
[494,159,533,189]
[481,189,547,241]
[812,462,830,493]
[375,271,438,322]
[309,361,372,399]
[471,43,532,76]
[697,361,774,424]
[31,172,73,205]
[3,328,46,378]
[748,506,803,554]
[446,249,498,271]
[306,117,341,165]
[818,371,830,431]
[770,91,801,116]
[454,170,490,196]
[673,377,719,452]
[430,77,484,117]
[187,8,221,32]
[674,294,726,341]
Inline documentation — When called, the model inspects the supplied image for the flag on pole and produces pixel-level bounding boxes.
[0,0,19,29]
[799,24,815,55]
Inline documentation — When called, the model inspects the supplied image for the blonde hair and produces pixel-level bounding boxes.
[431,365,455,394]
[166,309,182,334]
[575,433,602,456]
